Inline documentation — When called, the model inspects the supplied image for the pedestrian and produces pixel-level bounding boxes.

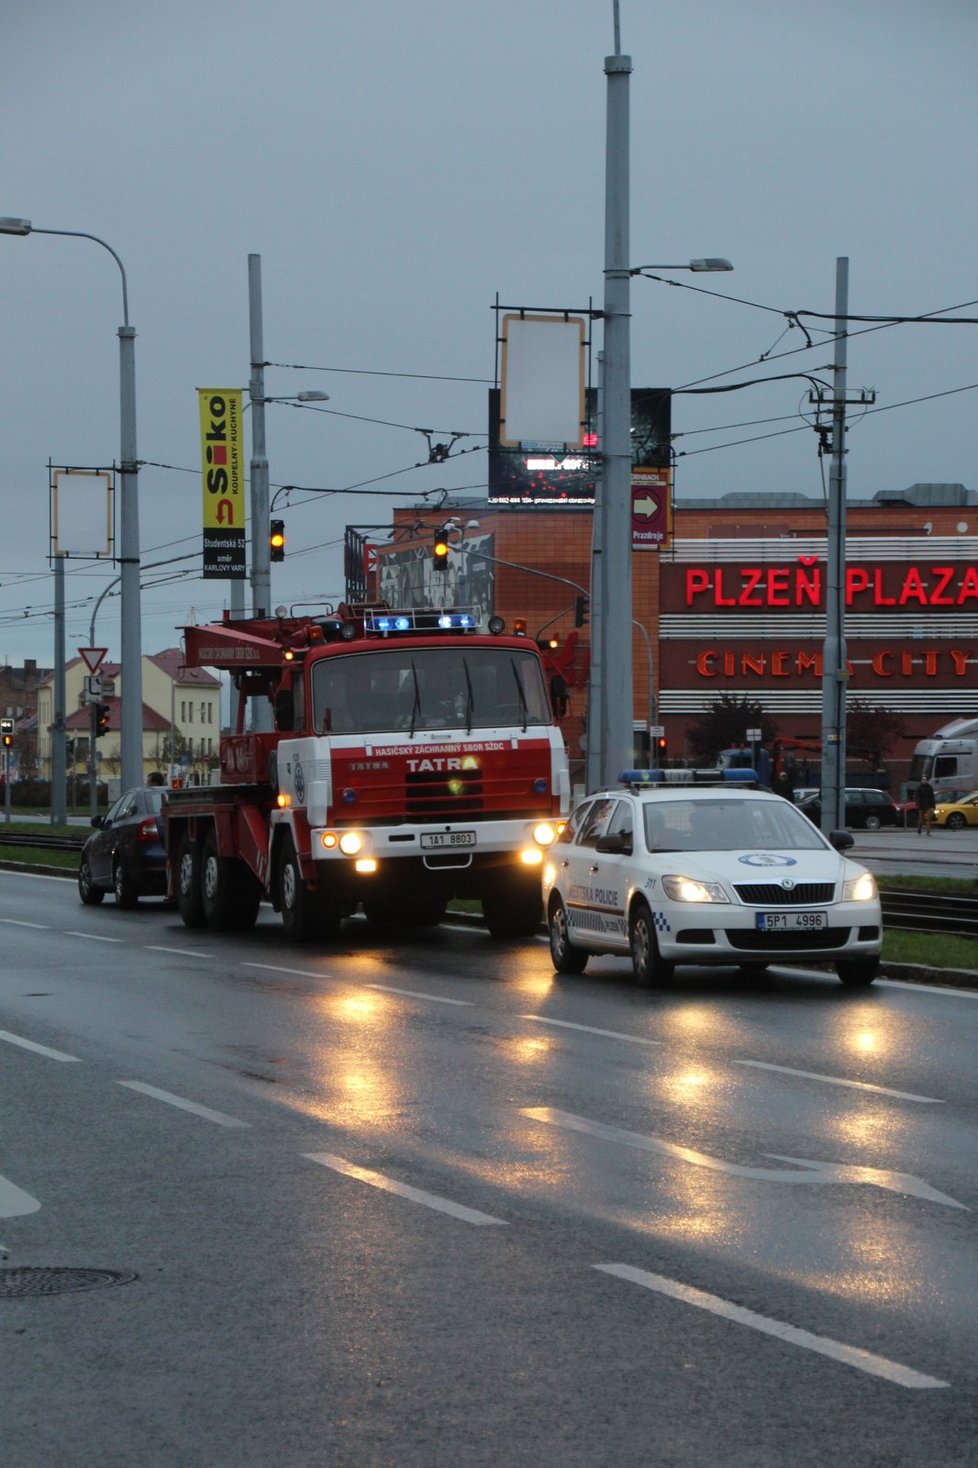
[915,777,936,835]
[147,770,166,787]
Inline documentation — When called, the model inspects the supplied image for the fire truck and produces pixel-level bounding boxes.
[164,603,571,941]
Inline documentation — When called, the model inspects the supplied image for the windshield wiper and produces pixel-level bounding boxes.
[461,656,475,734]
[509,657,528,732]
[408,659,422,737]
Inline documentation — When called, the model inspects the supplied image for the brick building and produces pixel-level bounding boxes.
[356,482,978,792]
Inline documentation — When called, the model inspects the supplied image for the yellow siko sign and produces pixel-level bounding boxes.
[198,387,246,579]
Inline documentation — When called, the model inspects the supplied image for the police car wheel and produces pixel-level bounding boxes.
[548,898,589,974]
[836,956,879,987]
[629,900,673,988]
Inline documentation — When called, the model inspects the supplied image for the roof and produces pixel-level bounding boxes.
[146,648,221,687]
[65,698,171,733]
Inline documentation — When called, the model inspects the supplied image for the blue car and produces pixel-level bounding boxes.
[78,785,170,907]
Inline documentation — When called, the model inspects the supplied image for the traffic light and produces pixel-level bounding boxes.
[0,717,12,749]
[655,735,668,759]
[574,595,589,628]
[432,528,449,571]
[95,703,110,738]
[269,519,286,562]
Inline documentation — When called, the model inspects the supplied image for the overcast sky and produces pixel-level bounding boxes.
[3,0,976,670]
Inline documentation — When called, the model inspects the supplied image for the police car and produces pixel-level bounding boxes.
[542,771,882,988]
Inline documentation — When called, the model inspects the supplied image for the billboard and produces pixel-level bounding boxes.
[488,388,670,507]
[198,388,246,579]
[498,313,587,448]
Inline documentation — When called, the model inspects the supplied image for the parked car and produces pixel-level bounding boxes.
[542,773,882,988]
[78,785,170,907]
[932,790,978,830]
[796,787,900,831]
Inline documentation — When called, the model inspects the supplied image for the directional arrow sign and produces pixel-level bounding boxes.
[523,1107,968,1211]
[78,646,108,675]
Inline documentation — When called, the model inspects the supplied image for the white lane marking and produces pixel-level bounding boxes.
[595,1263,950,1390]
[878,979,978,1001]
[242,962,328,980]
[0,918,50,929]
[145,945,211,958]
[118,1081,250,1128]
[63,931,123,944]
[0,1030,81,1063]
[304,1152,507,1226]
[524,1107,967,1210]
[0,1172,42,1220]
[521,1014,663,1047]
[735,1059,944,1105]
[367,983,471,1007]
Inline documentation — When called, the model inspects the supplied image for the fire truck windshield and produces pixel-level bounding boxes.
[311,646,551,735]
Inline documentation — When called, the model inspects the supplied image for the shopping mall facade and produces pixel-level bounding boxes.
[353,482,977,792]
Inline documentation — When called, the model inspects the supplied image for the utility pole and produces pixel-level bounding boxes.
[821,257,849,835]
[248,254,272,732]
[51,553,67,825]
[594,24,634,790]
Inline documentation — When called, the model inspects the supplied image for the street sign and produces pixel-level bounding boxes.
[746,728,763,742]
[83,675,103,702]
[78,647,108,675]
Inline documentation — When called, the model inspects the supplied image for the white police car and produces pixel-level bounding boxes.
[542,771,882,988]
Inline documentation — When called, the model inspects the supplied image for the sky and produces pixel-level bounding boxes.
[3,0,976,671]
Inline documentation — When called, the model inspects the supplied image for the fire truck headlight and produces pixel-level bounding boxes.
[321,831,339,849]
[339,831,363,856]
[276,793,291,808]
[533,822,557,847]
[355,857,378,874]
[520,847,544,867]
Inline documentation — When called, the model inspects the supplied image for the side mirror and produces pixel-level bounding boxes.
[90,815,106,829]
[829,829,854,851]
[596,831,632,855]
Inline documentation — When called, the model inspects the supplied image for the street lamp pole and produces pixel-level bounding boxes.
[821,257,850,834]
[0,217,143,794]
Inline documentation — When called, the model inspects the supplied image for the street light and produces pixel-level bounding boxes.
[631,259,733,273]
[0,215,143,794]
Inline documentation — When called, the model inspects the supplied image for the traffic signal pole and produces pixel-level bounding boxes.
[249,254,273,734]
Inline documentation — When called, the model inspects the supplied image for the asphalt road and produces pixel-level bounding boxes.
[2,870,978,1467]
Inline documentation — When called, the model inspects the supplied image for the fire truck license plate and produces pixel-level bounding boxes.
[756,911,827,932]
[421,831,476,850]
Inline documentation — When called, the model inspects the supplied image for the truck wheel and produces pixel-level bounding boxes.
[482,873,543,939]
[279,837,340,942]
[201,831,261,932]
[175,832,206,929]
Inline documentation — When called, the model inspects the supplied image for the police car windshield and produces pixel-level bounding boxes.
[643,797,826,852]
[311,646,551,735]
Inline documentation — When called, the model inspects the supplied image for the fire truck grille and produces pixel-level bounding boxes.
[405,768,485,817]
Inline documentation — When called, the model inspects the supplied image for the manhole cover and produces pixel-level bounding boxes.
[0,1267,138,1298]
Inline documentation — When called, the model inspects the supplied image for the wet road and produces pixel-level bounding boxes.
[2,869,977,1466]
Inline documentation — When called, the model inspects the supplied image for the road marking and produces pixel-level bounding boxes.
[595,1263,950,1390]
[0,918,50,929]
[878,979,978,1001]
[524,1107,967,1210]
[145,945,211,958]
[0,1172,41,1220]
[521,1014,663,1047]
[63,930,123,943]
[242,962,329,980]
[118,1080,250,1128]
[367,983,472,1007]
[0,1030,81,1062]
[304,1152,507,1226]
[734,1059,944,1104]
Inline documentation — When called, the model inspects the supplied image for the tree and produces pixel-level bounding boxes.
[845,699,905,766]
[685,693,778,765]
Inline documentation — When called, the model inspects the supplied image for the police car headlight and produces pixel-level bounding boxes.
[843,872,877,902]
[662,874,730,904]
[339,831,363,856]
[533,822,557,847]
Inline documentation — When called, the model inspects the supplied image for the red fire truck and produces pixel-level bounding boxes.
[164,603,571,941]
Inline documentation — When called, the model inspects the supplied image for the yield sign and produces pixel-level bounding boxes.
[78,646,108,675]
